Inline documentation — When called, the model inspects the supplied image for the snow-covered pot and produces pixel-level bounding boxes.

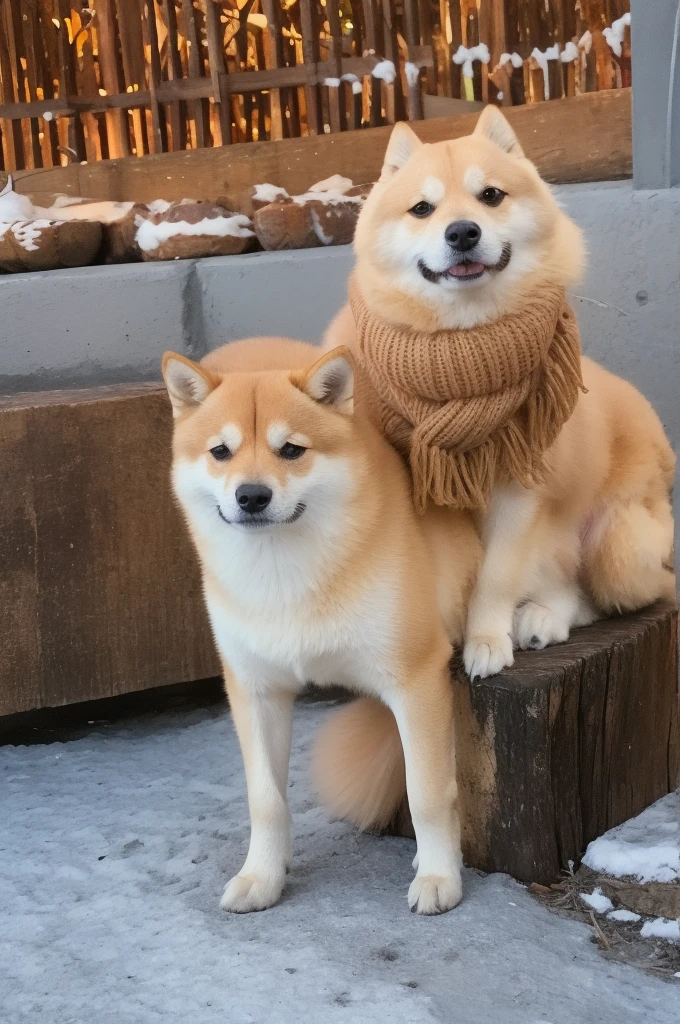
[0,219,102,273]
[253,188,369,251]
[136,202,254,262]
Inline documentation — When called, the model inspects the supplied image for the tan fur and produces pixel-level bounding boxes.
[317,107,675,816]
[162,337,480,913]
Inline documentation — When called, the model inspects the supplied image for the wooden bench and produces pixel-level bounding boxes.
[1,383,677,885]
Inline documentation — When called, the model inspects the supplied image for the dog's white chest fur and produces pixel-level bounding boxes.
[202,529,398,694]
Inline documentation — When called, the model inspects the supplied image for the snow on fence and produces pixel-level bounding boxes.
[0,0,631,174]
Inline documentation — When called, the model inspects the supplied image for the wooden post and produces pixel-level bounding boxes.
[261,0,285,140]
[449,0,463,99]
[203,0,232,146]
[0,4,25,169]
[388,604,679,885]
[142,0,167,154]
[361,0,383,126]
[299,0,322,134]
[115,0,149,157]
[95,0,131,158]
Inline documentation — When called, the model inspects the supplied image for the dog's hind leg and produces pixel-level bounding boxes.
[388,655,463,915]
[220,670,294,913]
[582,499,676,614]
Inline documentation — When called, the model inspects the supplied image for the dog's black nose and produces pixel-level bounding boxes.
[235,484,273,515]
[445,220,481,252]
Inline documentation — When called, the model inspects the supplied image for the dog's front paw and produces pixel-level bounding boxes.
[513,601,570,651]
[408,872,462,915]
[463,633,513,679]
[220,871,285,914]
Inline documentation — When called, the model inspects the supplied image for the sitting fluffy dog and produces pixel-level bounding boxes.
[325,106,675,681]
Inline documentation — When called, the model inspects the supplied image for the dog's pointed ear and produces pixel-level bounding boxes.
[380,122,423,181]
[473,106,524,157]
[299,347,354,415]
[162,352,219,418]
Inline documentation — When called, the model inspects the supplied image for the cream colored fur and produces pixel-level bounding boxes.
[162,338,480,915]
[318,107,675,831]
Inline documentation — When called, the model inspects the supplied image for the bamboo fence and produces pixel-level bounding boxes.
[0,0,631,172]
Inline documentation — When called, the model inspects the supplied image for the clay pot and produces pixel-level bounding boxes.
[136,201,254,262]
[0,219,102,273]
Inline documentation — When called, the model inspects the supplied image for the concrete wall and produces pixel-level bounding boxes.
[2,182,679,468]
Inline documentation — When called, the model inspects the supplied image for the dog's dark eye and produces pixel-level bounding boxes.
[209,444,232,461]
[279,442,306,460]
[478,187,506,207]
[409,200,434,218]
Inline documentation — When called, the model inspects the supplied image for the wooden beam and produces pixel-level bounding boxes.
[0,384,219,717]
[14,89,633,210]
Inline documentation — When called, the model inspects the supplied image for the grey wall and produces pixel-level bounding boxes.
[1,181,679,469]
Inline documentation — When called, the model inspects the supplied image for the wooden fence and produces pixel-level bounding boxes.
[0,1,631,173]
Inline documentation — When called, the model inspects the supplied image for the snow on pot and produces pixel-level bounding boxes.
[252,176,372,251]
[0,176,103,273]
[0,218,102,274]
[136,201,255,261]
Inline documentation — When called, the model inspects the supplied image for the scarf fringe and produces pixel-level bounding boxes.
[409,334,584,513]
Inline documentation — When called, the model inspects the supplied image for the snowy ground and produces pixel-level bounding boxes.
[1,701,679,1024]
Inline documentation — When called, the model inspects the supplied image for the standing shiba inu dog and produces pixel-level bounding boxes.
[326,106,675,683]
[162,338,480,914]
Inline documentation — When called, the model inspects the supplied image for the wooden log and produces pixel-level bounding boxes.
[13,88,633,210]
[0,385,219,717]
[387,603,679,885]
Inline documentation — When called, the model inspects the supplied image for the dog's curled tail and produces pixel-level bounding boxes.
[312,698,406,830]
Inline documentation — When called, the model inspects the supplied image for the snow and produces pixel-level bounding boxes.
[561,41,579,63]
[607,909,641,923]
[499,51,523,69]
[135,214,254,252]
[146,198,172,215]
[371,60,396,85]
[0,218,53,251]
[640,918,680,941]
[2,701,680,1024]
[579,30,593,55]
[311,209,333,246]
[531,44,561,100]
[453,43,490,78]
[603,13,631,58]
[0,181,35,222]
[582,791,680,884]
[351,80,363,95]
[579,888,613,914]
[323,78,340,88]
[404,62,420,88]
[291,190,362,207]
[36,200,134,224]
[253,183,289,204]
[308,175,353,195]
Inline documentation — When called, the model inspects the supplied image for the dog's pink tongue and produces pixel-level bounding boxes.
[447,262,485,277]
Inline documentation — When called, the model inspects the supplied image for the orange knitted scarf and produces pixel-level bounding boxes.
[349,275,584,512]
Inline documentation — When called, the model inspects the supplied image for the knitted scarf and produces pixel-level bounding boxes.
[349,274,584,512]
